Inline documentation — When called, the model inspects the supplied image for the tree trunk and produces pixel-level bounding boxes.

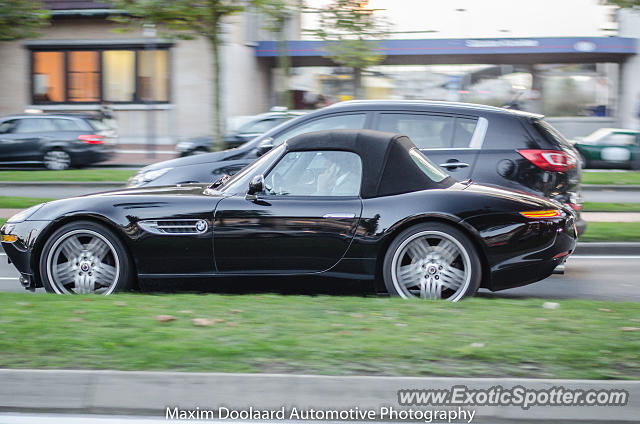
[209,33,225,151]
[353,67,362,99]
[277,21,292,108]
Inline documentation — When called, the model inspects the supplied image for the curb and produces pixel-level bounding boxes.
[1,369,639,422]
[582,185,640,191]
[574,242,640,256]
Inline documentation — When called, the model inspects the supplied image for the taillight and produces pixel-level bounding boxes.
[567,203,582,212]
[518,149,576,172]
[78,134,104,144]
[520,210,562,219]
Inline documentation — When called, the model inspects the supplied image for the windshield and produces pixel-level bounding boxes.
[582,128,613,142]
[216,144,285,195]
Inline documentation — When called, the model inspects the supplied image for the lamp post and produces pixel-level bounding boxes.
[143,23,157,158]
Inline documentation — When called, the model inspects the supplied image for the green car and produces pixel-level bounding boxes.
[572,128,640,170]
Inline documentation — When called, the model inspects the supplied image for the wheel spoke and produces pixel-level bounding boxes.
[406,238,431,261]
[54,262,76,285]
[440,265,466,290]
[398,263,421,288]
[436,239,459,264]
[61,236,84,260]
[86,237,110,260]
[93,263,116,286]
[426,277,441,299]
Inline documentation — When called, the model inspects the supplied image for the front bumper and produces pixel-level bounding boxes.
[1,220,51,289]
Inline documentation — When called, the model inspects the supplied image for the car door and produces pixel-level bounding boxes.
[0,119,21,163]
[594,132,636,166]
[213,149,363,274]
[375,112,484,180]
[1,117,56,162]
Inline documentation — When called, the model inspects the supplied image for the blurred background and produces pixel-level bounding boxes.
[0,0,638,164]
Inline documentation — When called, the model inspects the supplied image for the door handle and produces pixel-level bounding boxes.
[439,161,470,169]
[322,213,356,219]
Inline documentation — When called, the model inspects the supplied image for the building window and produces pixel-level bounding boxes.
[33,52,65,102]
[30,47,170,104]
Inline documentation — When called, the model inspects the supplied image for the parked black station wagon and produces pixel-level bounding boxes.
[0,113,115,170]
[129,101,585,234]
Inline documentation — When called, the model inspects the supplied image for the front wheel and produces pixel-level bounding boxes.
[382,223,481,301]
[39,221,134,294]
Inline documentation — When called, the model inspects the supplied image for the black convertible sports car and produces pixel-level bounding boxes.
[1,130,577,300]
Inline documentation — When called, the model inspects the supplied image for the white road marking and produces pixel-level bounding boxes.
[0,277,17,280]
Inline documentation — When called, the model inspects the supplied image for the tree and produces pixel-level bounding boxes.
[607,0,640,7]
[256,0,303,108]
[306,0,386,99]
[0,0,49,42]
[110,0,247,150]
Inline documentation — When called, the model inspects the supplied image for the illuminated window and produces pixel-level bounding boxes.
[33,52,65,102]
[138,50,169,102]
[103,50,136,102]
[68,51,100,102]
[31,47,170,104]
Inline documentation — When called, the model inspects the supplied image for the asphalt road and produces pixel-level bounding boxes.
[1,253,638,301]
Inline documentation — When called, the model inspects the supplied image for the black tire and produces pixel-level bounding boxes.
[39,220,134,294]
[382,222,481,301]
[43,149,71,170]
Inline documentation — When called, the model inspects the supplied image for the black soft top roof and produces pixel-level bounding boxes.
[285,129,453,199]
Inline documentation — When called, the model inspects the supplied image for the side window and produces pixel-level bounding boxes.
[264,150,362,197]
[0,120,18,134]
[15,118,57,133]
[378,114,460,149]
[602,133,636,146]
[272,114,367,146]
[53,119,85,131]
[452,117,479,148]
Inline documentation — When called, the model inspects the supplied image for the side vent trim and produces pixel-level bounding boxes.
[138,219,209,235]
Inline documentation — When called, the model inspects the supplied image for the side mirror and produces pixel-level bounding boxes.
[256,138,274,157]
[246,174,264,200]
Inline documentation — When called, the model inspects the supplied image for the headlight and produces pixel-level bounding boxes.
[127,167,173,187]
[7,204,45,223]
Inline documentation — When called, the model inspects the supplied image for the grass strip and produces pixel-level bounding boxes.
[0,293,637,379]
[580,222,640,242]
[0,170,135,182]
[582,202,640,212]
[0,196,55,209]
[582,171,640,186]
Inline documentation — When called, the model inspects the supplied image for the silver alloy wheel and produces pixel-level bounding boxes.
[45,229,120,295]
[44,150,71,170]
[390,230,471,301]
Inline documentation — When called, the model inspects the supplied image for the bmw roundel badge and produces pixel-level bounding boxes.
[195,220,208,233]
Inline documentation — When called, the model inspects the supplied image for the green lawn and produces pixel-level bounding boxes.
[582,171,640,185]
[0,170,135,182]
[582,202,640,212]
[0,218,5,227]
[580,222,640,242]
[0,293,637,379]
[0,196,54,209]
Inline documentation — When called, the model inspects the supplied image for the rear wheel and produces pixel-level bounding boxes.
[39,221,134,295]
[382,223,481,301]
[43,149,71,170]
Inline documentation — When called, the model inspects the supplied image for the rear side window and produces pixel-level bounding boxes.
[0,119,18,134]
[377,113,478,149]
[272,114,367,146]
[15,118,57,133]
[53,119,87,131]
[532,120,572,149]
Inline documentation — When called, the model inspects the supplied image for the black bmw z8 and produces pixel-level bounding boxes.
[1,130,577,300]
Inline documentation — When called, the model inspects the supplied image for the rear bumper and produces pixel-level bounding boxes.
[68,145,115,165]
